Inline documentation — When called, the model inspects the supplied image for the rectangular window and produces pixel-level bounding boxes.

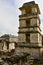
[26,19,30,27]
[26,34,30,43]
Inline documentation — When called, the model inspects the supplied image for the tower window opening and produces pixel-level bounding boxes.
[26,34,30,43]
[25,8,31,14]
[26,19,30,27]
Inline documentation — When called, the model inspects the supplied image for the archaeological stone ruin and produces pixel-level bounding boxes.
[0,1,43,65]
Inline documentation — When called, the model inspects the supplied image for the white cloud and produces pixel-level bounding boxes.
[0,0,18,36]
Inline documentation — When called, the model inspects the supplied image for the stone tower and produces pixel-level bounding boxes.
[17,1,43,59]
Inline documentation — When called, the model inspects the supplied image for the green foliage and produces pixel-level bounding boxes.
[32,61,43,65]
[32,63,43,65]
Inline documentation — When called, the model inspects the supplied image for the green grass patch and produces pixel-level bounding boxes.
[32,61,43,65]
[32,63,43,65]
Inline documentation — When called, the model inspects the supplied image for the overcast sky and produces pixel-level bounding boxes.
[0,0,43,36]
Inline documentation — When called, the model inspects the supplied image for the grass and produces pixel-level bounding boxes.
[32,63,43,65]
[32,61,43,65]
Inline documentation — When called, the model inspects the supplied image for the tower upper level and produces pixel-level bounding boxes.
[19,1,40,15]
[18,1,42,46]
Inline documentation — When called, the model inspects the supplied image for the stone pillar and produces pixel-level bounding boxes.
[3,41,7,51]
[17,60,22,65]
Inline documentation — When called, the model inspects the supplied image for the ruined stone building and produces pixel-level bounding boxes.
[0,1,43,65]
[16,1,43,59]
[0,34,18,51]
[0,34,30,65]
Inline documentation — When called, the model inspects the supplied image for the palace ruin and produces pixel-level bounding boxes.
[0,1,43,65]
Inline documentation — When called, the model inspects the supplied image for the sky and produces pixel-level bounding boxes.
[0,0,43,36]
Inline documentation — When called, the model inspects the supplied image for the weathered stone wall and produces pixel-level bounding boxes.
[9,37,18,43]
[30,33,38,44]
[30,48,40,58]
[40,48,43,57]
[19,28,30,32]
[16,47,40,59]
[3,41,7,51]
[30,18,40,26]
[19,28,29,32]
[32,7,37,13]
[9,43,15,51]
[22,9,26,14]
[38,34,42,46]
[18,34,26,42]
[19,20,26,27]
[30,27,40,32]
[0,42,3,50]
[19,27,40,32]
[15,47,24,53]
[30,18,37,26]
[19,15,39,20]
[30,33,42,46]
[37,19,40,26]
